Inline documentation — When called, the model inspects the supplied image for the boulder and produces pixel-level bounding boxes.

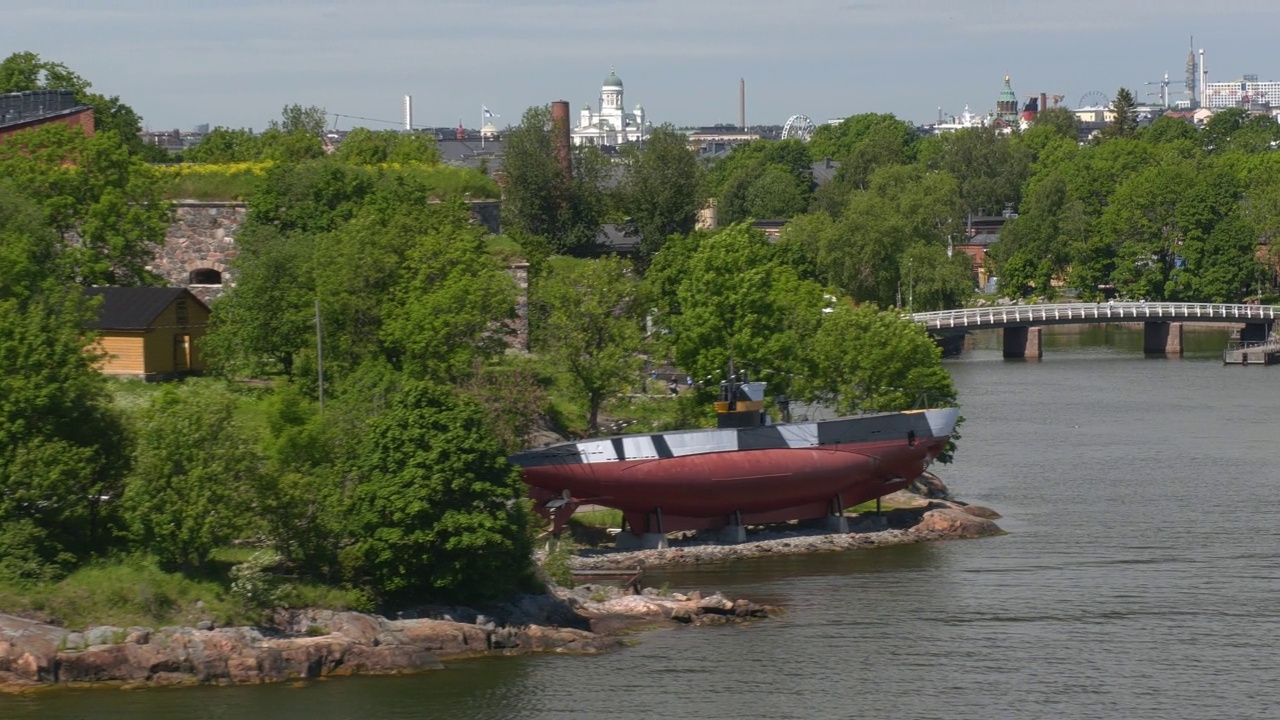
[394,619,491,658]
[910,508,1003,539]
[960,504,1002,520]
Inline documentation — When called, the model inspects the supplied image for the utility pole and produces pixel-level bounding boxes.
[315,299,325,409]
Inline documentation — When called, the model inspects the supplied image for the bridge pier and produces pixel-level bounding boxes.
[1242,322,1273,343]
[1003,326,1042,359]
[1143,322,1183,356]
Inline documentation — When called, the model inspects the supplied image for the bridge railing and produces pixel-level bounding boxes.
[910,302,1280,331]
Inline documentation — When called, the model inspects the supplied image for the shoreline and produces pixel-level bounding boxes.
[1,482,1003,694]
[571,493,1004,571]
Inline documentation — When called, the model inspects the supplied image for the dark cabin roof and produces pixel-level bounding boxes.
[84,287,206,330]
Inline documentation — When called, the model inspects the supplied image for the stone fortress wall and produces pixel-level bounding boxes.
[154,199,523,343]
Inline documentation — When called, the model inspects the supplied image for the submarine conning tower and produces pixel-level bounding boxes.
[715,377,769,429]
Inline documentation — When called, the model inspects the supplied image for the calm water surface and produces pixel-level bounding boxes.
[7,326,1279,719]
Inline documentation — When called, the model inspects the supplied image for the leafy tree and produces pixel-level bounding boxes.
[203,225,317,378]
[1141,115,1201,146]
[1032,107,1081,140]
[919,126,1031,215]
[501,105,608,255]
[992,174,1087,297]
[0,123,167,286]
[334,127,441,165]
[348,383,532,603]
[536,257,644,434]
[797,165,963,308]
[0,184,60,301]
[663,224,821,394]
[794,303,956,414]
[618,124,704,263]
[0,51,164,159]
[381,212,518,382]
[122,381,265,570]
[0,288,129,580]
[270,104,329,137]
[807,113,917,169]
[899,242,973,311]
[184,127,264,163]
[745,166,809,219]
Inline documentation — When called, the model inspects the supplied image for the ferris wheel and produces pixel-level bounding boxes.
[781,114,816,141]
[1079,91,1110,108]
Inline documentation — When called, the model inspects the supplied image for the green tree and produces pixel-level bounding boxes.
[270,104,330,137]
[664,224,821,393]
[501,105,608,255]
[1101,87,1139,140]
[1032,107,1081,140]
[381,213,518,382]
[900,243,973,312]
[0,123,167,286]
[348,383,532,603]
[536,257,644,434]
[0,184,60,301]
[807,113,917,170]
[122,382,265,570]
[992,174,1087,297]
[794,303,956,413]
[334,127,441,165]
[618,124,704,263]
[0,287,129,581]
[919,126,1031,215]
[797,165,963,308]
[184,127,265,163]
[0,51,156,158]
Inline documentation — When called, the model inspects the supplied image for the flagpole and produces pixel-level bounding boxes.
[481,106,485,149]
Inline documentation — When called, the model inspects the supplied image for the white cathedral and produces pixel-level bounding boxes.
[571,68,649,147]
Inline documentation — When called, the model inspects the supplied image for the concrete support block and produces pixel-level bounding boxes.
[614,533,668,551]
[1144,321,1183,356]
[850,514,889,532]
[1003,326,1042,359]
[823,515,850,534]
[717,525,747,545]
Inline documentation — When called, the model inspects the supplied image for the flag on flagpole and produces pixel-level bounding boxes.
[483,106,499,119]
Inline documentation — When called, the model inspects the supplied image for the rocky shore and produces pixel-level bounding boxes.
[0,476,1000,694]
[571,488,1005,571]
[0,585,773,694]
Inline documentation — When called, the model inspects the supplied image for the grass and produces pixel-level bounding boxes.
[160,172,262,201]
[571,509,623,528]
[0,557,249,630]
[0,555,373,631]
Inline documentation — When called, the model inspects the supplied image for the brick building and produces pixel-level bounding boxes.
[0,89,94,143]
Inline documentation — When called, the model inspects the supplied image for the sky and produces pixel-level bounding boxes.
[5,0,1280,132]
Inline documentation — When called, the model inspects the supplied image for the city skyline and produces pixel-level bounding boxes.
[6,1,1280,132]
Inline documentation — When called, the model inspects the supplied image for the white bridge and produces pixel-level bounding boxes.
[911,302,1280,331]
[909,302,1279,359]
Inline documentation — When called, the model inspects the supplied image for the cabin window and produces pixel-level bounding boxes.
[174,334,191,371]
[189,268,222,285]
[175,299,188,326]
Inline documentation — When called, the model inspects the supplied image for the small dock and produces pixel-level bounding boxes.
[569,567,645,593]
[1223,338,1280,365]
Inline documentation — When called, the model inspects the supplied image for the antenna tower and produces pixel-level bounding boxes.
[1185,37,1197,103]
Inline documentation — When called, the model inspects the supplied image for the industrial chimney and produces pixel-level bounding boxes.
[404,94,413,131]
[1199,48,1207,106]
[739,78,746,131]
[550,100,572,180]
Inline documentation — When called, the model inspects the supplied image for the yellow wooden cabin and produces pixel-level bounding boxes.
[85,287,210,379]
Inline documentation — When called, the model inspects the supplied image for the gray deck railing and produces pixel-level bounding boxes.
[910,302,1280,331]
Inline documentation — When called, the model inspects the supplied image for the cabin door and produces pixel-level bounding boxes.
[174,334,191,371]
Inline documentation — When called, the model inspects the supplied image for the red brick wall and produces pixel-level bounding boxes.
[0,107,95,144]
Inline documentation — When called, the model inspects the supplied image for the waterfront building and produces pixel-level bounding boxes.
[1204,78,1280,109]
[572,68,648,147]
